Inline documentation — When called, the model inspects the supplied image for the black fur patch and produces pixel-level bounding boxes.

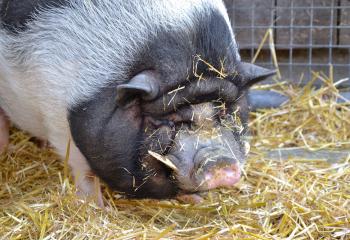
[69,86,179,199]
[0,0,69,33]
[127,8,238,95]
[193,9,236,75]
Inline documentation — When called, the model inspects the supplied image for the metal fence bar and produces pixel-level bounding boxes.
[250,62,350,67]
[308,0,314,81]
[227,6,350,10]
[348,48,350,82]
[251,2,256,61]
[229,0,349,85]
[329,0,335,77]
[239,44,350,49]
[270,0,275,69]
[289,0,294,79]
[234,26,350,29]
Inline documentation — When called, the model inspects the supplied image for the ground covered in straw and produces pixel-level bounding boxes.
[1,77,349,239]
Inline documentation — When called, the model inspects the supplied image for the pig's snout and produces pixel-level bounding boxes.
[203,162,241,190]
[168,131,245,193]
[146,102,247,195]
[193,147,242,191]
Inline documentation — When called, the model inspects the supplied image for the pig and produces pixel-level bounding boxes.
[0,0,275,204]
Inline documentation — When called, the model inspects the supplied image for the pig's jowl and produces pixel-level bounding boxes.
[0,0,275,203]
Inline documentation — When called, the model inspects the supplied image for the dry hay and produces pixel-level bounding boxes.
[0,72,349,240]
[250,72,350,151]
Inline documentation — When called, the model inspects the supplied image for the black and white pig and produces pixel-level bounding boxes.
[0,0,275,205]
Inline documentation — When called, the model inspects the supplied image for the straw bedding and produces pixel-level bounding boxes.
[1,70,349,239]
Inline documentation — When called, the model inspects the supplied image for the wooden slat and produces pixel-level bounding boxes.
[340,0,350,45]
[266,148,350,163]
[224,0,274,49]
[276,0,337,48]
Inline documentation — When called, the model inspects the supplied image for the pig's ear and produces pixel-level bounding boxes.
[116,71,160,106]
[237,62,277,88]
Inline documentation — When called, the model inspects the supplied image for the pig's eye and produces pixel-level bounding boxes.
[218,107,245,134]
[174,121,193,131]
[145,117,175,129]
[143,117,177,154]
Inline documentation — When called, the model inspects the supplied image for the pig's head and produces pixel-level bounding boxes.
[136,62,275,195]
[69,65,274,199]
[64,1,276,199]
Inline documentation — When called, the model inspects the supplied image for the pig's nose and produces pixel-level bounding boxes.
[203,164,241,190]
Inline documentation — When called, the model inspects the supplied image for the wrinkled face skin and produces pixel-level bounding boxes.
[69,7,275,199]
[143,100,247,193]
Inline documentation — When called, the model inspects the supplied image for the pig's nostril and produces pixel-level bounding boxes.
[204,164,241,190]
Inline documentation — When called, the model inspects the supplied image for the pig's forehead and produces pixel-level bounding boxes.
[142,10,240,93]
[120,3,241,94]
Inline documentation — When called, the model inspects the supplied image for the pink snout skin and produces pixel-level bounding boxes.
[176,164,241,204]
[204,164,241,190]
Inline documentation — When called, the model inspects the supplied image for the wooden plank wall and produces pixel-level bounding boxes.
[224,0,274,48]
[340,0,350,45]
[276,0,337,47]
[225,0,349,49]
